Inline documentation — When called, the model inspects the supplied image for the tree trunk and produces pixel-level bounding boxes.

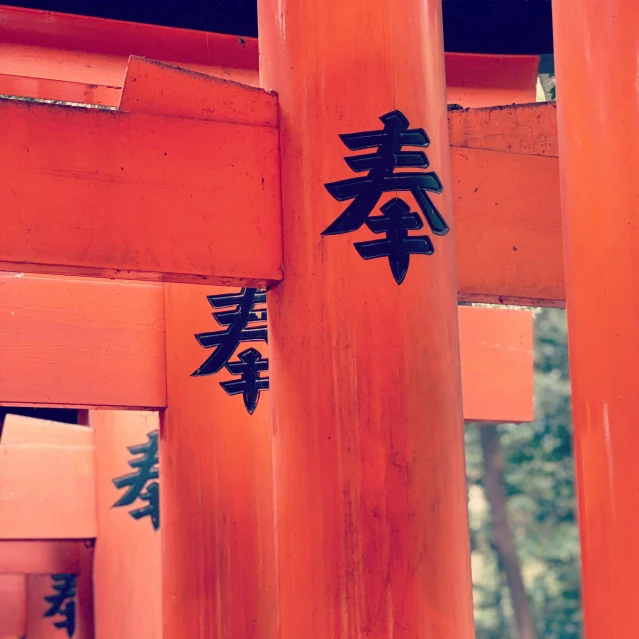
[479,424,538,639]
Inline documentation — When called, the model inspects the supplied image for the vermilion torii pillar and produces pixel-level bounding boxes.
[259,0,475,636]
[91,411,161,639]
[552,1,639,635]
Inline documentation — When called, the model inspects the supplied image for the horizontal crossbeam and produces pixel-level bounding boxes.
[0,273,533,421]
[0,540,82,573]
[0,49,561,302]
[450,102,563,306]
[0,57,282,287]
[458,305,533,422]
[0,415,97,539]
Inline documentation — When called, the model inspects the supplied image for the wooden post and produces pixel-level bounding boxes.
[161,284,276,638]
[552,2,639,635]
[0,575,26,638]
[26,553,93,639]
[91,410,161,639]
[258,0,475,636]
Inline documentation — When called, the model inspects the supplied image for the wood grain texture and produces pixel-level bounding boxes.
[0,415,96,539]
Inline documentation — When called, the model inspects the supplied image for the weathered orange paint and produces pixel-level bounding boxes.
[259,0,475,636]
[0,415,96,539]
[459,306,533,423]
[91,410,161,639]
[0,61,281,287]
[161,284,276,638]
[0,541,81,574]
[0,575,26,638]
[552,1,639,634]
[445,53,540,108]
[448,102,558,157]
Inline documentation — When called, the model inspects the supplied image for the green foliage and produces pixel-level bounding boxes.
[467,308,582,638]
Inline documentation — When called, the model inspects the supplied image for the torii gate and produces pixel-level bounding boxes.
[0,301,532,637]
[0,1,544,636]
[0,6,543,639]
[0,0,630,637]
[0,26,540,639]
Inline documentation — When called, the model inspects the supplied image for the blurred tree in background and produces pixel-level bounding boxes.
[466,308,581,638]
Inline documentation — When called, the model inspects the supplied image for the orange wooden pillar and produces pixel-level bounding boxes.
[26,546,93,638]
[552,1,639,636]
[0,575,26,638]
[161,285,276,637]
[90,410,161,639]
[259,0,474,636]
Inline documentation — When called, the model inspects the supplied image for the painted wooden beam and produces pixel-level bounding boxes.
[449,102,564,306]
[0,9,564,305]
[458,306,533,423]
[0,415,97,539]
[0,273,166,410]
[0,274,533,421]
[452,147,563,306]
[448,101,558,157]
[0,4,260,89]
[0,71,121,106]
[0,6,534,105]
[0,57,282,287]
[445,53,540,108]
[0,54,562,304]
[0,541,82,574]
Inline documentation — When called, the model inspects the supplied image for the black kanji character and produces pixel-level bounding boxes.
[220,347,269,415]
[113,430,159,531]
[44,574,76,638]
[323,110,448,237]
[192,288,267,377]
[354,198,434,284]
[130,481,159,531]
